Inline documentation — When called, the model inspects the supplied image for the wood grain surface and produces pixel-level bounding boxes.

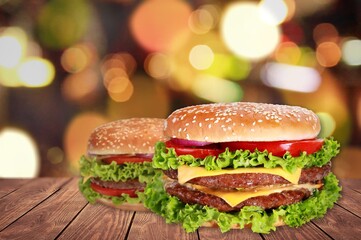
[0,178,360,240]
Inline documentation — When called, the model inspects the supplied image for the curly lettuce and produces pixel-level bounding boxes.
[144,172,341,234]
[152,138,340,173]
[79,155,157,183]
[78,156,159,205]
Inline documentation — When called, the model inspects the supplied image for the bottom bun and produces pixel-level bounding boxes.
[96,198,149,212]
[201,218,285,229]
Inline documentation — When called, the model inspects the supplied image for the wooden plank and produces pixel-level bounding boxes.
[198,226,262,240]
[312,204,361,240]
[0,178,86,240]
[127,212,198,240]
[263,223,331,240]
[337,186,361,217]
[0,179,30,198]
[57,203,134,240]
[340,179,361,192]
[0,177,69,231]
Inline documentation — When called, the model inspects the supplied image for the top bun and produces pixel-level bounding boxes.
[165,102,320,142]
[88,118,167,155]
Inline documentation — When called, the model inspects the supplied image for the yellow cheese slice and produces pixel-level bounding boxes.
[177,165,302,185]
[194,183,322,207]
[82,175,91,183]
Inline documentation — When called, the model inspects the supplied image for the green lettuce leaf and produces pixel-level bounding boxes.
[152,138,340,173]
[78,156,159,205]
[144,172,341,234]
[79,155,157,183]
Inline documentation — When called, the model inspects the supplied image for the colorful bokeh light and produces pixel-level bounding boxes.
[342,38,361,66]
[221,2,281,60]
[17,57,55,87]
[130,0,192,52]
[0,127,39,177]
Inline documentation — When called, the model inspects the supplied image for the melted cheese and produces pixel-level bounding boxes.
[177,165,302,185]
[194,183,323,207]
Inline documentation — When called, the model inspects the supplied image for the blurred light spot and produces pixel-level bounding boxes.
[313,23,338,45]
[342,38,361,66]
[281,21,304,43]
[37,0,91,49]
[189,45,214,70]
[0,36,23,68]
[61,43,95,73]
[274,41,301,65]
[144,53,173,80]
[64,112,108,170]
[188,5,219,34]
[316,42,341,67]
[102,52,136,76]
[62,68,100,105]
[191,75,243,102]
[0,27,27,68]
[47,147,64,164]
[357,93,361,130]
[18,57,55,87]
[106,74,170,119]
[298,47,317,67]
[107,77,134,102]
[204,54,250,80]
[0,127,39,177]
[103,67,128,88]
[221,2,281,60]
[130,0,192,52]
[317,112,336,138]
[258,0,288,25]
[261,62,321,92]
[0,67,22,87]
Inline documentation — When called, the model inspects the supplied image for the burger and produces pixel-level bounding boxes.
[79,118,167,211]
[144,102,341,233]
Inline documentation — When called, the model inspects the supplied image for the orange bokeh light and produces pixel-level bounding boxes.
[130,0,192,52]
[316,42,341,67]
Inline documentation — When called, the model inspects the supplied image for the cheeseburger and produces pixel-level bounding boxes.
[145,102,341,233]
[79,118,167,211]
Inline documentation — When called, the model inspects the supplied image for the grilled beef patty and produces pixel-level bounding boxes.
[163,163,331,190]
[165,181,314,212]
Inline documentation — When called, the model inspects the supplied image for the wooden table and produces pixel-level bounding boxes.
[0,178,360,240]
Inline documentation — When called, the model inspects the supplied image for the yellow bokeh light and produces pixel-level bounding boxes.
[103,67,128,88]
[188,5,219,35]
[0,127,39,177]
[274,41,301,65]
[258,0,288,25]
[64,112,108,171]
[101,52,137,76]
[130,0,192,52]
[144,53,173,80]
[342,38,361,66]
[221,2,281,60]
[316,41,341,67]
[17,57,55,87]
[61,43,95,73]
[189,44,214,70]
[107,77,134,102]
[191,75,243,102]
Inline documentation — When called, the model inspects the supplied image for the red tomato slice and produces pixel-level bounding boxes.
[102,155,152,165]
[90,182,140,198]
[220,139,324,157]
[165,140,223,159]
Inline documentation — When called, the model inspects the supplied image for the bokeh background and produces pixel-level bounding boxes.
[0,0,360,178]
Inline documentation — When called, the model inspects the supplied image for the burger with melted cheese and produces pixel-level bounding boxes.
[79,118,167,211]
[145,102,341,233]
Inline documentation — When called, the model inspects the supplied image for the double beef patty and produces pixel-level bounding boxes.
[163,163,330,212]
[164,163,331,190]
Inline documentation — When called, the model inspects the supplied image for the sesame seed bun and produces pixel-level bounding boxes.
[87,118,167,155]
[165,102,320,142]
